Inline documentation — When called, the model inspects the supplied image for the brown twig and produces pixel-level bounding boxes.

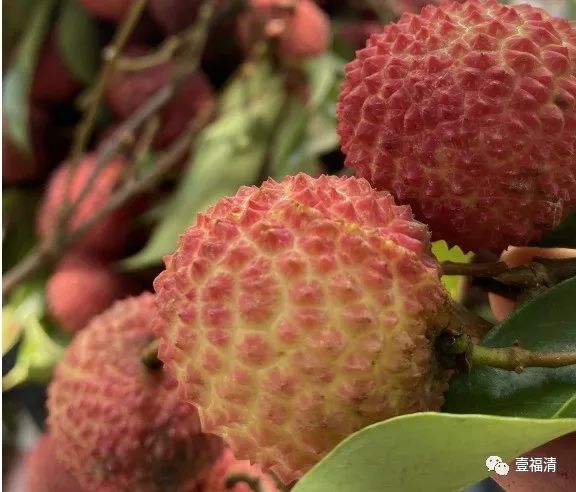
[2,1,217,297]
[60,0,148,224]
[442,258,576,299]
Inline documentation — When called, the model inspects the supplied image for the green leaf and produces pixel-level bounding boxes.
[2,279,45,356]
[2,189,42,272]
[432,241,472,300]
[123,58,285,269]
[2,318,65,391]
[3,0,56,154]
[443,277,576,418]
[56,0,100,84]
[2,0,41,58]
[270,53,345,179]
[293,413,576,492]
[535,208,576,248]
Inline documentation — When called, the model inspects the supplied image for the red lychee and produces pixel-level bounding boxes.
[3,106,49,185]
[47,253,132,334]
[31,32,80,105]
[153,173,451,483]
[338,0,576,253]
[105,48,214,149]
[237,0,331,61]
[198,449,280,491]
[79,0,133,21]
[37,153,138,258]
[47,293,223,492]
[148,0,228,34]
[24,435,85,492]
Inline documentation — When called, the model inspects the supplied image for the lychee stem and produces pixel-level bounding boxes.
[141,340,163,370]
[436,332,576,373]
[441,257,576,300]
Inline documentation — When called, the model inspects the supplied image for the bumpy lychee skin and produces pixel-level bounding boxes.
[198,449,280,492]
[105,49,214,149]
[238,0,331,61]
[338,0,576,253]
[79,0,132,21]
[47,253,132,334]
[37,154,137,258]
[24,435,85,492]
[153,173,451,483]
[47,293,223,492]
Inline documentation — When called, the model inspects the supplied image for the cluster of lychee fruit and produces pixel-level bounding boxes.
[7,0,576,491]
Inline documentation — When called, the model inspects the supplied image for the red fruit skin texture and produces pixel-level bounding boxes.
[24,434,85,492]
[338,0,576,253]
[37,154,136,259]
[47,293,223,492]
[79,0,133,21]
[31,33,79,104]
[198,449,280,492]
[238,0,331,61]
[154,173,450,483]
[47,253,132,334]
[105,52,214,149]
[3,107,49,185]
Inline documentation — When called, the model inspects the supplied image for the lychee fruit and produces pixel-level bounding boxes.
[198,448,280,491]
[24,434,85,492]
[37,153,138,258]
[105,48,214,149]
[148,0,229,34]
[46,253,133,334]
[337,0,576,253]
[153,173,452,483]
[31,32,79,104]
[47,293,223,492]
[79,0,133,22]
[237,0,331,61]
[3,106,49,185]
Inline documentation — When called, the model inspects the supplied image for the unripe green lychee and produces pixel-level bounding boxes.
[47,293,223,492]
[37,154,138,258]
[47,253,132,334]
[24,435,85,492]
[198,448,280,491]
[237,0,331,61]
[337,0,576,253]
[153,173,452,483]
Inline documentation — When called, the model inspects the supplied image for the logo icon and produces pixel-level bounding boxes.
[486,456,509,476]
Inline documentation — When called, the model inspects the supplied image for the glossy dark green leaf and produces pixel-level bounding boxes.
[293,413,576,492]
[3,0,56,154]
[57,0,100,84]
[443,277,576,418]
[536,209,576,248]
[123,58,285,269]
